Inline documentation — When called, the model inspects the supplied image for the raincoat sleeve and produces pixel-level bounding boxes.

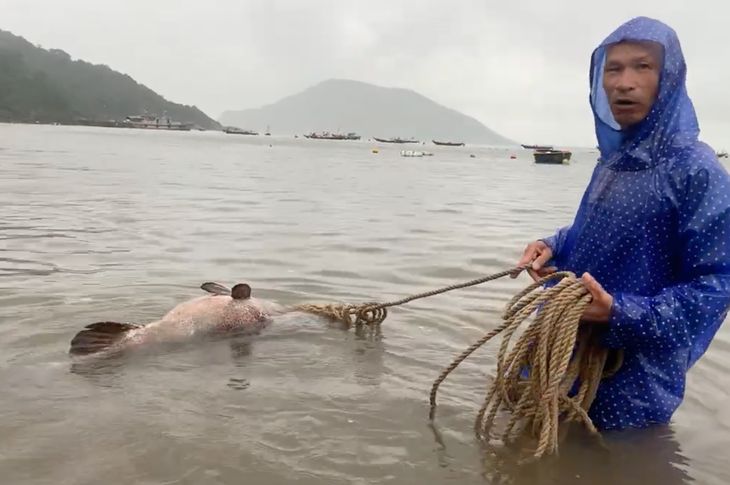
[540,225,572,265]
[600,162,730,353]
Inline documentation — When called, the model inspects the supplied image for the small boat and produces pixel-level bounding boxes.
[533,149,572,165]
[124,112,192,131]
[522,143,554,150]
[432,140,465,147]
[303,131,361,140]
[400,150,433,157]
[373,137,420,144]
[717,150,728,159]
[224,126,258,135]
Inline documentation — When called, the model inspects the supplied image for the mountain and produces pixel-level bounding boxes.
[0,29,221,129]
[219,79,516,145]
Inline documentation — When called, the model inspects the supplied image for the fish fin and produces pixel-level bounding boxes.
[231,283,252,300]
[69,321,142,356]
[201,282,231,295]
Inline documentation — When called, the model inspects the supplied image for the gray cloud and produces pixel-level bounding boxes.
[2,0,727,148]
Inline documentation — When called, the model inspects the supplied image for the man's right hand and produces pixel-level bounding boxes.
[510,240,557,282]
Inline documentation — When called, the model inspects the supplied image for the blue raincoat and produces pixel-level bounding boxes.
[541,17,730,431]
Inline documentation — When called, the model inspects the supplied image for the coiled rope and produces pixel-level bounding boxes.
[294,266,623,460]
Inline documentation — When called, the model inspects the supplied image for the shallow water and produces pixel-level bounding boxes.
[0,124,727,484]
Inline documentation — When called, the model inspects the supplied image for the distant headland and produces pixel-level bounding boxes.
[0,28,221,130]
[219,78,517,146]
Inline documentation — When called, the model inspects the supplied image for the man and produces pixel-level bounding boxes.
[512,16,730,431]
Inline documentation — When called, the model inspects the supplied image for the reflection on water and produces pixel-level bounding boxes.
[469,425,691,484]
[0,124,728,484]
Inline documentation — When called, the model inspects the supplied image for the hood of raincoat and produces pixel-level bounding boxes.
[590,16,700,170]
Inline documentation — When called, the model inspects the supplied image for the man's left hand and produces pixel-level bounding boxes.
[581,272,613,323]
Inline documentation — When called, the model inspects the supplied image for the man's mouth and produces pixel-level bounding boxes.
[614,98,637,107]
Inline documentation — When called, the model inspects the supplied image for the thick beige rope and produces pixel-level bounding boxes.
[294,266,525,327]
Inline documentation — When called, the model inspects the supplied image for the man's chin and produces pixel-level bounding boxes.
[612,114,646,130]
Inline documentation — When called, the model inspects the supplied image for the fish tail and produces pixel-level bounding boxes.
[69,321,143,356]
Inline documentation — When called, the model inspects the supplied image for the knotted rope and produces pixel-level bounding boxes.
[294,266,623,460]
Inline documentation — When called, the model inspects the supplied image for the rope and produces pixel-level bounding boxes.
[294,266,623,461]
[294,265,525,327]
[429,271,623,461]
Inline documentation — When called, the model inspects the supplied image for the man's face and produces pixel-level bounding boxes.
[602,41,662,129]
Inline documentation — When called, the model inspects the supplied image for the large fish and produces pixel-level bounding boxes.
[69,282,283,359]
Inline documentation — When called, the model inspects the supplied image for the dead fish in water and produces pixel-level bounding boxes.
[69,282,284,359]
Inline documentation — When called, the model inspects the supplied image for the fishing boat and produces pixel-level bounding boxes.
[303,132,341,140]
[432,140,465,146]
[303,132,361,140]
[223,126,258,135]
[124,112,192,131]
[533,149,572,165]
[265,125,271,136]
[717,150,728,159]
[373,137,419,144]
[522,143,553,150]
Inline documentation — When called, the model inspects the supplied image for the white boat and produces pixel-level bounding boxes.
[124,111,192,131]
[400,150,434,157]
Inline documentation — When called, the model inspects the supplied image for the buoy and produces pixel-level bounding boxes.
[470,154,476,158]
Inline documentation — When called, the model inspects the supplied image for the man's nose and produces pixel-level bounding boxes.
[615,70,637,92]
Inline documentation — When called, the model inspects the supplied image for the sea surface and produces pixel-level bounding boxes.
[0,124,728,485]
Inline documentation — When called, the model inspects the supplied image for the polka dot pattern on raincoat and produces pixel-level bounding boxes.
[541,16,730,431]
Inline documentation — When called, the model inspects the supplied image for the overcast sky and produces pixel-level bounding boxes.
[1,0,726,148]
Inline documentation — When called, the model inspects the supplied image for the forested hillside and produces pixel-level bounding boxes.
[0,29,220,129]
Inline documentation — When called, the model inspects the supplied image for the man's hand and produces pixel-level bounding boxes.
[511,240,557,282]
[581,272,613,323]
